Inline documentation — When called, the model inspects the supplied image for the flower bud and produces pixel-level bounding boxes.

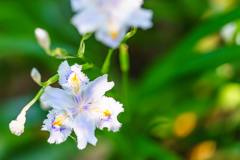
[35,28,51,51]
[31,68,42,85]
[9,111,26,136]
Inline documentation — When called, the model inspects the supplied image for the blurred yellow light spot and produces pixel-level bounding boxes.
[71,74,80,94]
[52,113,67,126]
[173,112,197,138]
[194,34,220,53]
[190,141,216,160]
[218,84,240,109]
[216,63,233,79]
[103,110,111,117]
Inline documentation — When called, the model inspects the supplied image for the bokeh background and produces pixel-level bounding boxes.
[1,0,240,159]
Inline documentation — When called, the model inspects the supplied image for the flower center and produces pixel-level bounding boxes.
[52,113,68,126]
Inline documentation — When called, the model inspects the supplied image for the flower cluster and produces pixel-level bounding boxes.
[41,61,123,149]
[70,0,153,48]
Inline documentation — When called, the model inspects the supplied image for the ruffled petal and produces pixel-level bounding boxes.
[58,60,89,96]
[126,8,153,30]
[41,86,75,110]
[42,109,72,144]
[82,74,114,104]
[71,8,103,34]
[71,64,89,83]
[73,112,97,149]
[58,60,72,88]
[90,97,123,132]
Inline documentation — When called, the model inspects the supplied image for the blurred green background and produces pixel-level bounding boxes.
[1,0,240,159]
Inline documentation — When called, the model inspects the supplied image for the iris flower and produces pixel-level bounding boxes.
[70,0,153,48]
[41,61,123,149]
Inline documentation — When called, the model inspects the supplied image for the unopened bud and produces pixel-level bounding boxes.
[35,28,51,51]
[31,68,42,85]
[9,111,26,136]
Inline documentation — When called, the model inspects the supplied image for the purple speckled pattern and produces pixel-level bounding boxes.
[51,113,66,132]
[100,115,112,122]
[65,71,73,83]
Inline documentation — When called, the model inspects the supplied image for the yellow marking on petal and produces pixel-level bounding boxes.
[71,74,80,94]
[91,107,112,117]
[103,110,112,117]
[52,113,67,126]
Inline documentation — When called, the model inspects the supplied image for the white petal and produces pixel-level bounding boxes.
[71,0,86,12]
[73,112,97,149]
[58,61,89,96]
[58,60,72,87]
[126,8,153,30]
[70,64,89,84]
[82,74,114,104]
[95,27,126,48]
[90,97,123,132]
[42,109,72,144]
[41,86,75,110]
[39,96,51,110]
[71,8,103,34]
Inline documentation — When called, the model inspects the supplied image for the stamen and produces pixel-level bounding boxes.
[52,113,68,126]
[103,110,112,116]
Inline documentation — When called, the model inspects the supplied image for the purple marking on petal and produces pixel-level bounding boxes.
[60,126,66,132]
[69,108,79,116]
[52,124,66,132]
[65,71,73,82]
[100,115,112,122]
[75,96,81,106]
[82,105,90,110]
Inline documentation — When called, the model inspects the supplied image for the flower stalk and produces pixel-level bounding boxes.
[9,74,59,136]
[101,48,114,74]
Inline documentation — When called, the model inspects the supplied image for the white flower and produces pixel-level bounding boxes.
[9,111,26,136]
[41,60,123,149]
[35,28,51,51]
[70,0,153,48]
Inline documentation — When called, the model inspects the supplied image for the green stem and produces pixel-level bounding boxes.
[119,43,130,122]
[78,33,92,57]
[122,27,137,43]
[17,74,59,120]
[119,43,130,103]
[101,48,114,74]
